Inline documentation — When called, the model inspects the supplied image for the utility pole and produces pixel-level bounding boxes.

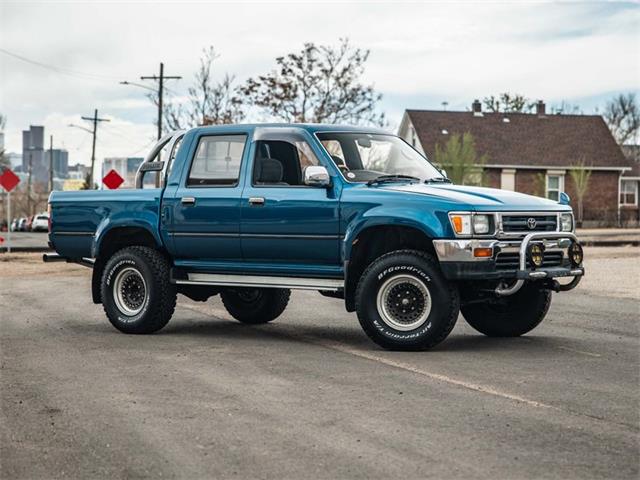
[49,135,54,193]
[81,109,110,189]
[141,62,181,139]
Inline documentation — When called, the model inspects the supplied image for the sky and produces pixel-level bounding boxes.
[1,0,639,177]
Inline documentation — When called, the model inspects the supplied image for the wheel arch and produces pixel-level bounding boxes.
[91,225,165,304]
[344,223,438,312]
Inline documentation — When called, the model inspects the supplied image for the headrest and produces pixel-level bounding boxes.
[331,155,345,166]
[257,157,284,183]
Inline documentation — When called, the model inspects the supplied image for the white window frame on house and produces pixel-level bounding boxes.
[546,171,565,202]
[500,168,516,191]
[619,179,638,206]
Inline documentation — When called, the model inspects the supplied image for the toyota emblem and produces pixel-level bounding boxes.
[527,217,537,229]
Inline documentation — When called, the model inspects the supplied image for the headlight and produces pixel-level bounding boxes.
[472,215,490,235]
[449,213,492,236]
[560,213,573,232]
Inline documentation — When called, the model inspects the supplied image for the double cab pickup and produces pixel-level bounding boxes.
[45,124,585,350]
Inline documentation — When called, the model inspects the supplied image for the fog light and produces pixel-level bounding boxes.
[568,241,583,267]
[527,243,545,268]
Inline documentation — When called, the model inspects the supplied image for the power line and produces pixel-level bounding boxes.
[0,47,120,82]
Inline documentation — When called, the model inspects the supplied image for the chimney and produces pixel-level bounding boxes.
[536,100,546,116]
[472,99,483,117]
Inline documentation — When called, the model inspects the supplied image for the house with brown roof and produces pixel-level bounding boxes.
[399,100,636,226]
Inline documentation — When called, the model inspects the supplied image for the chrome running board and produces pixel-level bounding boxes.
[176,273,344,291]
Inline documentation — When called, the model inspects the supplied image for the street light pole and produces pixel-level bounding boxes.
[49,135,54,192]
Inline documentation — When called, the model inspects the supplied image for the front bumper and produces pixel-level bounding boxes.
[433,232,584,285]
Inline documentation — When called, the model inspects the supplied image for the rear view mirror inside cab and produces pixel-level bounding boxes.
[356,137,372,148]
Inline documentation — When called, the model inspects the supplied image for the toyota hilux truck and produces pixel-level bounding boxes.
[44,124,584,350]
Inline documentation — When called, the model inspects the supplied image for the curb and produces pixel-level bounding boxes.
[0,247,53,253]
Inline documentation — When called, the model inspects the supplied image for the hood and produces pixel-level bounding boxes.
[382,183,570,212]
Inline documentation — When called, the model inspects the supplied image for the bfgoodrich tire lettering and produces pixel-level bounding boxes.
[355,249,460,351]
[101,246,177,334]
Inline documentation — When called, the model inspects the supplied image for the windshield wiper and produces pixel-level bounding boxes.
[367,174,421,186]
[424,177,452,184]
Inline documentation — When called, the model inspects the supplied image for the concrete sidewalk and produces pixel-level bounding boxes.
[577,228,640,246]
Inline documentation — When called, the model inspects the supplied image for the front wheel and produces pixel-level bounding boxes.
[220,288,290,324]
[355,250,460,351]
[461,283,552,337]
[101,246,177,334]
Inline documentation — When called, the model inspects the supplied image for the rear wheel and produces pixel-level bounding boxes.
[101,246,176,334]
[355,250,460,351]
[461,283,552,337]
[220,288,290,324]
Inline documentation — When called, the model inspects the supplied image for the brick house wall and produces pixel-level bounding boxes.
[564,171,620,225]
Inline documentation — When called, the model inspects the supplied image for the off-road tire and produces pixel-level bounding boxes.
[461,283,552,337]
[355,249,460,351]
[101,246,177,334]
[220,288,291,324]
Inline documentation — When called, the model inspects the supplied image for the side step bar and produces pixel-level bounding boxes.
[175,273,344,291]
[43,253,95,269]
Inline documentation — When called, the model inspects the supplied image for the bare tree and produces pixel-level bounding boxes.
[241,38,385,126]
[433,132,488,185]
[603,93,640,145]
[150,46,245,131]
[483,93,534,113]
[569,159,592,227]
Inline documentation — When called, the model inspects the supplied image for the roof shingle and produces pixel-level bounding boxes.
[406,109,628,170]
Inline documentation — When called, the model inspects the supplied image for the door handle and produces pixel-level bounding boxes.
[248,197,265,206]
[181,196,196,206]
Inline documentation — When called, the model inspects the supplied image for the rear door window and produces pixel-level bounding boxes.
[187,134,247,186]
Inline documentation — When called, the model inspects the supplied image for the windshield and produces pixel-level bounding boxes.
[316,132,444,183]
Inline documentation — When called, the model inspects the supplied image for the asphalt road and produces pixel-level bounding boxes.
[1,249,639,479]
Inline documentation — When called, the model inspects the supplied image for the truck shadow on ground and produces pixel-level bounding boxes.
[158,317,555,354]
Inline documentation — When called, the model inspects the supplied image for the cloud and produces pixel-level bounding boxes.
[1,1,638,165]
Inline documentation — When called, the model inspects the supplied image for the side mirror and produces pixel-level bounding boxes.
[439,168,448,179]
[559,192,571,205]
[304,166,331,187]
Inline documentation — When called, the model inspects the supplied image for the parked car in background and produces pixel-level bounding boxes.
[31,213,49,232]
[17,218,27,231]
[10,219,18,232]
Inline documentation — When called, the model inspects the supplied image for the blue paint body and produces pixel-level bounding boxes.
[48,124,571,278]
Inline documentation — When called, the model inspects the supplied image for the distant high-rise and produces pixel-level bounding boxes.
[22,125,47,184]
[44,149,69,178]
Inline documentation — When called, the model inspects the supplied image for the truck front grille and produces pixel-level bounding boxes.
[495,251,564,270]
[501,215,557,233]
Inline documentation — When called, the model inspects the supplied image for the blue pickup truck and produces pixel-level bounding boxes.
[45,124,584,350]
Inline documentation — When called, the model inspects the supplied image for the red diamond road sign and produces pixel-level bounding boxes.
[0,168,20,192]
[102,169,125,189]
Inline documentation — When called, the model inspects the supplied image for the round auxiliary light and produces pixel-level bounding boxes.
[568,241,583,267]
[527,243,545,269]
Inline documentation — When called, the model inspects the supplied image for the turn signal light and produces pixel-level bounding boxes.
[473,247,493,258]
